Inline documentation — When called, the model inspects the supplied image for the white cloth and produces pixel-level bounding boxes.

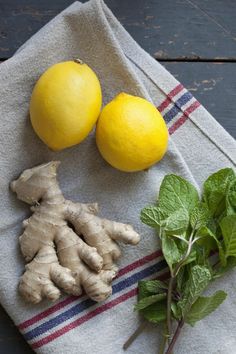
[0,1,235,353]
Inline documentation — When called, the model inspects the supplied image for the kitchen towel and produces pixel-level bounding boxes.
[0,1,235,353]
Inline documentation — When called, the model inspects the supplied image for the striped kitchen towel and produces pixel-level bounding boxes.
[0,1,235,354]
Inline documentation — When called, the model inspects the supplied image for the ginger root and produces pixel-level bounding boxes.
[11,161,140,303]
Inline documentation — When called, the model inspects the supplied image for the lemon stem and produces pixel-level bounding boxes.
[74,58,84,64]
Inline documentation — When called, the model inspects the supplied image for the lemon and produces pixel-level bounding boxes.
[96,93,168,172]
[30,60,102,151]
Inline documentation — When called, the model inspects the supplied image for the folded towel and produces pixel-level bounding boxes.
[0,1,235,353]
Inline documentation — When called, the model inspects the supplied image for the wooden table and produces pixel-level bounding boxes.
[0,1,235,352]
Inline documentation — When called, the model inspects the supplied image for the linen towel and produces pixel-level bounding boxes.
[0,1,235,353]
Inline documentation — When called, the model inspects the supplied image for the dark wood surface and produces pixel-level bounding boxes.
[0,0,235,353]
[1,0,236,60]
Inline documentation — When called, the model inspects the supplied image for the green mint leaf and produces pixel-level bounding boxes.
[144,280,168,293]
[195,225,226,264]
[138,280,167,302]
[161,208,189,234]
[196,226,219,255]
[181,249,197,267]
[162,235,182,275]
[140,206,164,228]
[220,215,236,258]
[135,293,166,311]
[196,225,217,239]
[171,302,182,320]
[176,267,186,293]
[138,281,153,300]
[177,265,212,316]
[226,179,236,215]
[204,168,235,194]
[158,174,199,216]
[207,218,218,234]
[205,192,226,218]
[185,290,227,326]
[203,168,235,216]
[213,257,236,279]
[219,244,227,267]
[190,204,210,230]
[193,244,209,267]
[141,300,166,324]
[177,240,197,266]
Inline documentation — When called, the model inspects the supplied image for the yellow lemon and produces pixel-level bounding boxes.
[96,93,168,172]
[30,60,102,151]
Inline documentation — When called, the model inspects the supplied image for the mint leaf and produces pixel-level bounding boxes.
[204,168,235,194]
[219,245,227,267]
[220,215,236,258]
[181,249,197,266]
[144,280,168,293]
[158,174,199,216]
[186,290,227,326]
[226,179,236,215]
[137,284,167,323]
[162,208,189,234]
[203,168,235,216]
[135,293,166,310]
[190,204,210,230]
[177,241,197,266]
[196,225,217,239]
[213,257,236,279]
[171,302,182,320]
[162,235,181,275]
[137,284,167,324]
[138,280,167,302]
[206,192,226,218]
[195,225,227,264]
[140,206,164,228]
[196,226,219,255]
[141,300,166,324]
[177,265,212,316]
[138,281,153,300]
[176,267,186,293]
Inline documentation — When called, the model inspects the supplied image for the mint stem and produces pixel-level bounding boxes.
[174,231,195,277]
[158,324,168,354]
[158,334,168,354]
[166,232,195,348]
[123,321,147,350]
[165,319,184,354]
[166,276,174,342]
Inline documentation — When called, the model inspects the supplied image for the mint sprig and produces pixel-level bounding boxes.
[124,168,236,354]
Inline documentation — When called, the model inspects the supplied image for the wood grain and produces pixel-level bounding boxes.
[0,0,236,59]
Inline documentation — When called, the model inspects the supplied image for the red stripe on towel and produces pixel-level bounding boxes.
[19,250,162,330]
[169,101,201,135]
[158,83,184,112]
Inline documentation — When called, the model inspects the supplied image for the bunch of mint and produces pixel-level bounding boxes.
[126,168,236,354]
